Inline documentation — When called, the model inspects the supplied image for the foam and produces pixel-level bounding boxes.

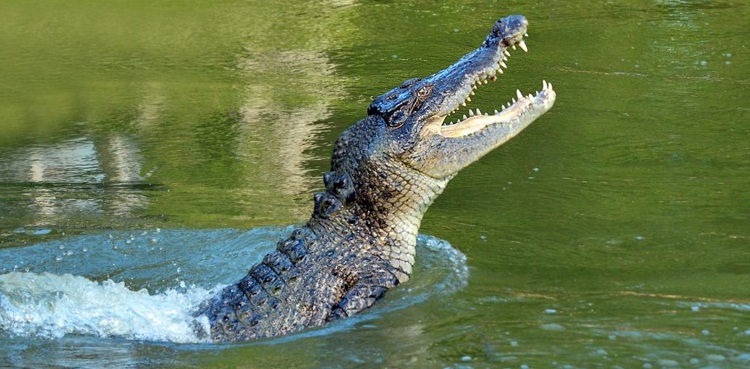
[0,272,215,343]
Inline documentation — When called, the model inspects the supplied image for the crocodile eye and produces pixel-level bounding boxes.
[416,85,433,99]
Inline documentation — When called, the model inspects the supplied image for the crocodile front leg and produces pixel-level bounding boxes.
[328,264,400,320]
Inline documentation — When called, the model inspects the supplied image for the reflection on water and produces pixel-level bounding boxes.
[0,1,358,236]
[238,50,343,197]
[0,135,150,229]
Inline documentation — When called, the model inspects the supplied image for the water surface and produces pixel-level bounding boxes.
[1,0,749,368]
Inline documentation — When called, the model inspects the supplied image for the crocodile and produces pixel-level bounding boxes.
[194,14,556,341]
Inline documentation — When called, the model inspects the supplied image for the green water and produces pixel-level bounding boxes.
[1,0,749,368]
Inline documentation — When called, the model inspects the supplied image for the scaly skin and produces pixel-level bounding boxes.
[194,14,556,341]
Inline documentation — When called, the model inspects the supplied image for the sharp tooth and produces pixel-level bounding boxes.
[548,82,553,90]
[497,68,503,74]
[462,114,467,120]
[470,90,475,96]
[476,108,482,115]
[504,50,511,57]
[542,80,548,90]
[512,97,516,103]
[512,45,516,50]
[500,61,507,68]
[461,102,467,107]
[468,109,474,116]
[466,96,472,102]
[519,40,528,52]
[528,94,534,99]
[524,33,529,37]
[494,109,499,114]
[516,89,524,100]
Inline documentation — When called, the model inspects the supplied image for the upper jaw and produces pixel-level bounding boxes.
[424,15,530,119]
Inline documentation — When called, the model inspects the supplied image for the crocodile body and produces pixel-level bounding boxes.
[194,14,556,341]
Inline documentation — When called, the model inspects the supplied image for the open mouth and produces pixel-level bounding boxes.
[439,39,556,138]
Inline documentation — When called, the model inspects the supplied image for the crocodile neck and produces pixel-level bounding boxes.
[308,126,451,282]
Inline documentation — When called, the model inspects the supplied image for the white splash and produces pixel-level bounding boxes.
[0,272,214,343]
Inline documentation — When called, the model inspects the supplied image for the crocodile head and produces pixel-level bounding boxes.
[365,14,555,179]
[324,14,555,281]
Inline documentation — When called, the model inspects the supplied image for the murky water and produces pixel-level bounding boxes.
[1,0,749,368]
